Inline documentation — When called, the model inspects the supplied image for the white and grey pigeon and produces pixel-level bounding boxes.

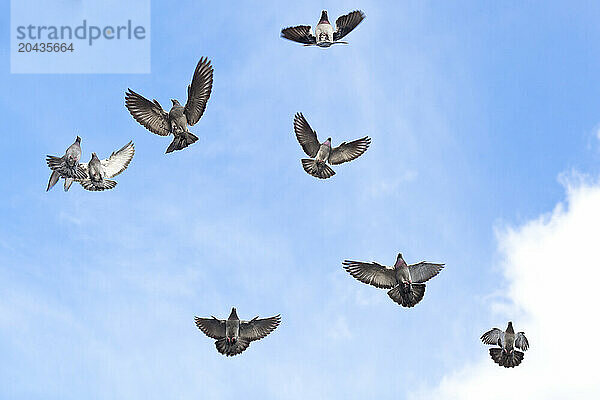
[69,141,135,192]
[46,136,87,191]
[125,57,213,153]
[343,253,444,308]
[481,321,529,368]
[281,10,365,47]
[194,307,281,357]
[294,113,370,179]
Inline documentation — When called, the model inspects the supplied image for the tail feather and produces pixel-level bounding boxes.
[301,159,336,179]
[387,283,426,308]
[64,178,74,192]
[215,338,250,357]
[166,132,199,153]
[46,170,60,191]
[80,179,117,192]
[489,348,524,368]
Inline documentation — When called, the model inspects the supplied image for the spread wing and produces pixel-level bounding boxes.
[328,136,371,165]
[281,25,317,44]
[100,141,135,179]
[342,260,397,289]
[333,10,365,41]
[194,316,226,339]
[125,89,171,136]
[408,262,445,283]
[184,57,214,126]
[281,25,316,45]
[515,332,529,351]
[239,315,281,342]
[481,328,504,346]
[294,113,321,157]
[46,156,87,179]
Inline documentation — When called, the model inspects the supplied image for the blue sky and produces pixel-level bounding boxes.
[2,1,600,399]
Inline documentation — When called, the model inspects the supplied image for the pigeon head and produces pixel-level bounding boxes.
[75,136,82,143]
[394,253,406,268]
[171,99,180,106]
[91,152,99,160]
[324,137,332,146]
[228,307,239,320]
[319,10,329,24]
[506,321,514,333]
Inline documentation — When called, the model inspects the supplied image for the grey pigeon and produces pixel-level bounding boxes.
[294,113,370,179]
[343,253,444,308]
[194,307,281,357]
[125,57,213,153]
[281,10,365,47]
[72,141,135,192]
[481,321,529,368]
[46,136,87,191]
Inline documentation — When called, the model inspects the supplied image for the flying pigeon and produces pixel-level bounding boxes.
[194,307,281,357]
[46,136,86,191]
[125,57,213,153]
[294,112,370,179]
[70,141,135,192]
[343,253,444,308]
[481,321,529,368]
[281,10,365,47]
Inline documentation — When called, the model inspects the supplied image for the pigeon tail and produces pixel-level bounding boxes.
[80,179,117,192]
[301,159,335,179]
[387,283,426,308]
[165,132,199,153]
[215,338,250,357]
[489,348,524,368]
[46,170,60,191]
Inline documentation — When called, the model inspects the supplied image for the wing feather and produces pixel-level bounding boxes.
[239,315,281,342]
[281,25,316,44]
[294,113,321,157]
[195,316,226,339]
[328,136,371,165]
[125,89,171,136]
[515,332,529,351]
[342,260,397,289]
[100,142,135,179]
[333,10,365,41]
[184,57,214,126]
[481,328,504,346]
[408,262,444,283]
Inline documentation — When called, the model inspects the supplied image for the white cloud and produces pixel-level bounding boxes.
[413,178,600,399]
